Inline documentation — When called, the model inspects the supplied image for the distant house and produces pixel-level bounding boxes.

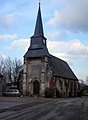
[0,73,4,95]
[20,3,78,97]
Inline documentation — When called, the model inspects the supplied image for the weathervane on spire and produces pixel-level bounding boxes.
[39,0,41,5]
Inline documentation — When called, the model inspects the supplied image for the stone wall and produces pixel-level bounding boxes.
[22,57,78,97]
[23,57,49,96]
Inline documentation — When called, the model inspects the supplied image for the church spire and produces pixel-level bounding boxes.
[34,2,44,37]
[24,3,50,58]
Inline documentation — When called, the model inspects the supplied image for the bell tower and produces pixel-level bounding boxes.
[23,3,50,96]
[24,3,49,58]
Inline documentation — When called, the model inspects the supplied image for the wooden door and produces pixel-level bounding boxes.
[33,80,40,94]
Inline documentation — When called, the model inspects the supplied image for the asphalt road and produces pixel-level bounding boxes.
[0,96,88,120]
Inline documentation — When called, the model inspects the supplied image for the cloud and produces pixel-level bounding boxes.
[9,38,88,62]
[0,0,30,14]
[5,38,30,51]
[47,30,66,40]
[0,34,17,43]
[0,0,36,30]
[5,38,30,54]
[48,0,88,33]
[11,39,30,48]
[68,40,88,54]
[0,52,6,60]
[47,39,88,62]
[0,13,19,29]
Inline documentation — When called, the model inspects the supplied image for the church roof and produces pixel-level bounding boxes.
[48,55,78,80]
[24,46,50,58]
[34,3,44,37]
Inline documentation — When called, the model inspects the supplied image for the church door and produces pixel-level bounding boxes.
[33,80,40,94]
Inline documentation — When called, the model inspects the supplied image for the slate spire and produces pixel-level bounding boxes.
[24,3,50,58]
[34,2,44,37]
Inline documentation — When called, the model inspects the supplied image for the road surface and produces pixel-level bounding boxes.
[0,96,88,120]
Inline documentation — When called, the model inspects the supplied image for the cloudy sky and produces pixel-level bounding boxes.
[0,0,88,81]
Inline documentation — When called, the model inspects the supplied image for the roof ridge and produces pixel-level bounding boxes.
[50,54,67,63]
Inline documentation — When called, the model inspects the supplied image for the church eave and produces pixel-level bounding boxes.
[52,73,78,81]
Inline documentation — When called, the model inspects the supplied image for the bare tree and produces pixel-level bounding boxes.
[12,58,22,83]
[0,59,5,73]
[85,76,88,85]
[5,57,13,83]
[0,57,22,83]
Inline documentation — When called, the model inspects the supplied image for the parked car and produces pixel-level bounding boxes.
[2,89,21,97]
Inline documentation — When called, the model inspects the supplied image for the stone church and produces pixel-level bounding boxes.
[22,3,78,97]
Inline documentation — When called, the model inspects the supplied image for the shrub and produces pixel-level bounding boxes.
[56,89,62,98]
[44,88,53,98]
[77,90,82,97]
[69,91,72,97]
[26,91,30,96]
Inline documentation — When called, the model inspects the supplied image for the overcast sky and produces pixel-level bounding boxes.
[0,0,88,81]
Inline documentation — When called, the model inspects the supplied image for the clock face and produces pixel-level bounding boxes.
[43,39,45,44]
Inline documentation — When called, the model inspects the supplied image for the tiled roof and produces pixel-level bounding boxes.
[34,3,44,37]
[24,46,50,58]
[48,55,78,80]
